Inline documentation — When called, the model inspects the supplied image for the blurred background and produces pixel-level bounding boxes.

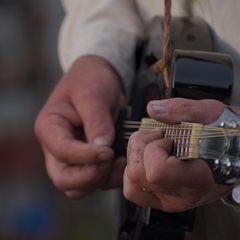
[0,0,115,239]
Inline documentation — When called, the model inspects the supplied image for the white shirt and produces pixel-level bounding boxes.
[59,0,240,106]
[58,1,240,239]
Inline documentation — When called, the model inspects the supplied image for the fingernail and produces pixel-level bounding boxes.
[150,100,169,114]
[98,162,111,172]
[93,136,110,146]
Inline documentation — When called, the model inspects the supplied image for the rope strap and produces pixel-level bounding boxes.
[153,0,172,88]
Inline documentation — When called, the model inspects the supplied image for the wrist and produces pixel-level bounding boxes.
[76,55,126,94]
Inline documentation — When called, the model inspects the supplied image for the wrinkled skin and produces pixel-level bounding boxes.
[34,56,127,199]
[124,98,231,212]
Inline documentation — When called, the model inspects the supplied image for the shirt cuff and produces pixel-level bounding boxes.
[59,23,139,99]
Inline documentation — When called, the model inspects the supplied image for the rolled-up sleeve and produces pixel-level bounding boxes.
[59,0,143,96]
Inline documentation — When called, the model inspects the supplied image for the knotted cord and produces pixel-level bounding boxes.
[153,0,172,88]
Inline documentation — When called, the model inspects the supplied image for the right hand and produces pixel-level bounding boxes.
[34,56,127,199]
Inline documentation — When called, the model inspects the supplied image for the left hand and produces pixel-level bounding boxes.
[123,98,231,212]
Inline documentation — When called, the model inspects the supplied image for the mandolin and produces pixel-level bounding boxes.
[118,105,240,186]
[114,48,234,240]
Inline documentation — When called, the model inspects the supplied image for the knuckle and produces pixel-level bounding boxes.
[130,131,144,140]
[86,120,114,141]
[146,170,160,184]
[127,134,143,157]
[50,140,71,162]
[145,166,162,184]
[123,185,133,200]
[50,147,65,162]
[52,176,67,191]
[126,166,141,183]
[86,118,104,130]
[128,133,140,149]
[144,142,165,184]
[82,166,101,184]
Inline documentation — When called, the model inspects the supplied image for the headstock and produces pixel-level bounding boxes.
[199,106,240,185]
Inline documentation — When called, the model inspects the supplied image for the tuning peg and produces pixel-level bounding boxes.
[219,121,226,128]
[232,158,240,173]
[219,120,239,128]
[228,120,238,128]
[214,155,240,177]
[214,156,231,175]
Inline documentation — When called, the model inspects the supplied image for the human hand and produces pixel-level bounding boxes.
[123,98,231,212]
[34,56,127,199]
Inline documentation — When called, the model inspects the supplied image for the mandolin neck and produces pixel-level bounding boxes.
[139,118,202,159]
[115,107,240,184]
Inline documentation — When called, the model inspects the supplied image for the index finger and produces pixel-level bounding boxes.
[44,122,114,164]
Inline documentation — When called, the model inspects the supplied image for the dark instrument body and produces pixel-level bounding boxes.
[114,16,234,240]
[115,49,233,240]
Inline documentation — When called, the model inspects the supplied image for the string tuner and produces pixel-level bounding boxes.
[228,120,237,128]
[214,158,220,166]
[219,121,226,128]
[232,158,240,173]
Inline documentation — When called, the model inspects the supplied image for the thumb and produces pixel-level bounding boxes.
[147,98,226,125]
[77,98,116,146]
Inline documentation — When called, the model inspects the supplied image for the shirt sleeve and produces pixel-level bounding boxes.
[58,0,144,97]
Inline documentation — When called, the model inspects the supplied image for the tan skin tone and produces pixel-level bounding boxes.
[34,56,127,199]
[35,56,231,210]
[124,98,231,212]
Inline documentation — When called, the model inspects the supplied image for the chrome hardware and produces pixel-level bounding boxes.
[214,156,240,176]
[219,120,238,128]
[232,158,240,173]
[219,121,226,128]
[214,156,230,174]
[228,120,237,128]
[214,158,220,166]
[219,156,231,174]
[201,107,240,185]
[221,156,231,168]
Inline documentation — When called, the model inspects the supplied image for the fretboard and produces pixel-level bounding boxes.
[139,118,202,159]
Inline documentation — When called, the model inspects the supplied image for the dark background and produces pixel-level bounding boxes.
[0,0,114,239]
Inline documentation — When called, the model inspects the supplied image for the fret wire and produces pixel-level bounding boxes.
[166,125,170,138]
[187,123,192,158]
[184,125,187,157]
[181,124,184,157]
[187,123,191,158]
[181,124,185,158]
[172,125,176,156]
[169,125,173,153]
[164,124,168,137]
[175,125,179,157]
[177,127,180,157]
[185,123,189,158]
[182,123,185,158]
[180,124,184,158]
